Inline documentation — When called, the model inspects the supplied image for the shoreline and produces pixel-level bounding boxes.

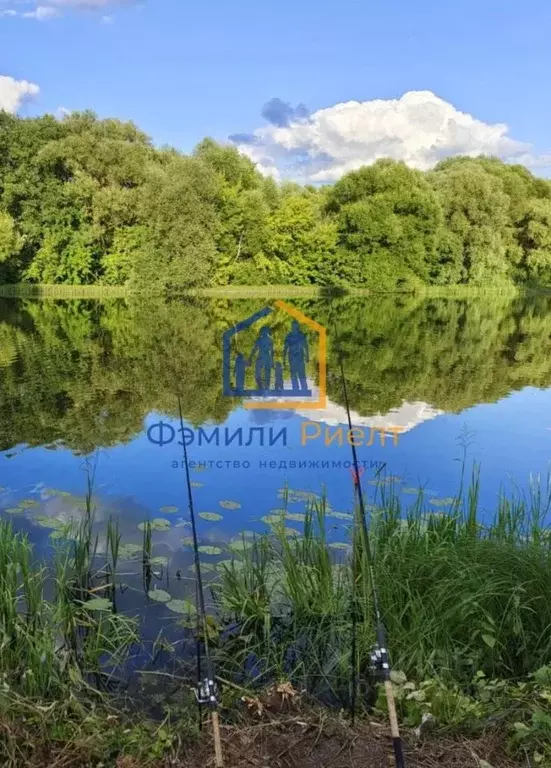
[0,282,545,300]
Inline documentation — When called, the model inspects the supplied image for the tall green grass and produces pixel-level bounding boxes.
[0,493,138,701]
[214,472,551,705]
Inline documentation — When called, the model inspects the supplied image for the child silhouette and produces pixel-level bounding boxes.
[234,352,248,392]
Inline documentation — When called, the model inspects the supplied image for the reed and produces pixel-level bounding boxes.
[214,471,551,706]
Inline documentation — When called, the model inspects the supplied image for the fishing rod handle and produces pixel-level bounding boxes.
[211,710,224,767]
[384,679,406,768]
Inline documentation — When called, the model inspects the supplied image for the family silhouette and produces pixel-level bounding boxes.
[233,320,309,394]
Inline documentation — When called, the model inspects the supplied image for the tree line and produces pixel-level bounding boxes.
[1,110,551,290]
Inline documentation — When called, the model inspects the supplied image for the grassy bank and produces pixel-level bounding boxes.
[213,474,551,764]
[0,284,129,299]
[2,472,551,765]
[0,283,542,300]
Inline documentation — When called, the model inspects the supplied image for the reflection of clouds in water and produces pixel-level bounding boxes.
[297,398,444,433]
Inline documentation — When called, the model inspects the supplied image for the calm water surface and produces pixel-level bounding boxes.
[1,294,551,640]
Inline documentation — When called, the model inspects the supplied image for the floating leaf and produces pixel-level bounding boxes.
[150,556,169,567]
[20,499,39,508]
[327,511,353,520]
[49,529,70,541]
[198,545,223,556]
[402,487,422,495]
[261,514,284,525]
[219,500,241,510]
[167,599,196,615]
[82,598,112,612]
[216,558,244,571]
[190,481,203,489]
[199,512,223,522]
[229,539,250,553]
[284,527,301,537]
[33,515,64,529]
[138,518,171,532]
[119,543,143,559]
[329,542,350,550]
[148,589,172,603]
[5,507,24,515]
[285,512,307,522]
[160,506,179,515]
[188,563,216,573]
[429,497,456,507]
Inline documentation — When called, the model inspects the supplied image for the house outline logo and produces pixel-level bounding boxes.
[222,300,327,411]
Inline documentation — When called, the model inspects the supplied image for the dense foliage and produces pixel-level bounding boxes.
[2,111,551,290]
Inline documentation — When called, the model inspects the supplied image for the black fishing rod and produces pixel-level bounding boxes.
[334,335,406,768]
[177,398,224,768]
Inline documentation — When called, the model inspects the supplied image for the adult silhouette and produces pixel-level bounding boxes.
[249,325,273,391]
[284,320,309,391]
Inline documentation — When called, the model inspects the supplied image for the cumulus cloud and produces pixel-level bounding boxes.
[1,0,136,20]
[231,91,551,183]
[22,6,58,19]
[0,75,40,113]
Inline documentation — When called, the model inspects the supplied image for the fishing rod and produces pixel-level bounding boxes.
[334,333,406,768]
[177,397,224,768]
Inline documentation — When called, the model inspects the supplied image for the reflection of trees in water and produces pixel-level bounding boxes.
[1,295,551,453]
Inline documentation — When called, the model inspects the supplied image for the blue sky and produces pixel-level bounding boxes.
[1,0,551,181]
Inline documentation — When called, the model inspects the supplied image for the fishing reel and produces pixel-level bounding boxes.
[195,677,219,708]
[368,644,390,681]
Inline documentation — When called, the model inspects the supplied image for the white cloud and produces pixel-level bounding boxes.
[0,75,40,113]
[2,0,136,19]
[232,91,551,183]
[48,0,131,6]
[22,5,58,19]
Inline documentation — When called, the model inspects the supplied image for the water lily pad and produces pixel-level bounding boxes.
[284,527,301,537]
[82,598,112,612]
[429,497,456,507]
[198,545,223,556]
[329,542,350,550]
[229,539,250,553]
[261,514,284,525]
[285,512,307,522]
[181,536,195,547]
[327,511,353,520]
[167,599,196,615]
[150,556,169,567]
[148,589,172,603]
[216,558,244,571]
[20,499,39,508]
[402,487,422,495]
[119,543,143,559]
[219,500,241,510]
[34,515,65,529]
[188,562,216,573]
[190,481,203,489]
[199,512,223,522]
[160,506,179,515]
[49,529,71,541]
[5,507,24,515]
[138,518,171,532]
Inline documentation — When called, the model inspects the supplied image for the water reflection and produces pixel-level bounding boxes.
[2,293,551,647]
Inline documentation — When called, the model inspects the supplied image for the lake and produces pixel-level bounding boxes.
[1,293,551,643]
